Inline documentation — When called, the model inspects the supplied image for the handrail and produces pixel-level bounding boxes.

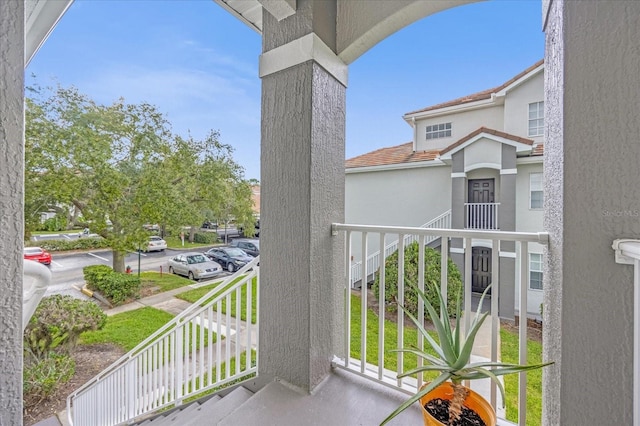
[23,259,52,331]
[348,210,451,286]
[335,223,550,425]
[67,256,260,426]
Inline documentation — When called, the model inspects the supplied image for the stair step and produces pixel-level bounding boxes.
[146,397,213,426]
[181,387,254,426]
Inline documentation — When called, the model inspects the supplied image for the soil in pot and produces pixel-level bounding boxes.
[424,398,486,426]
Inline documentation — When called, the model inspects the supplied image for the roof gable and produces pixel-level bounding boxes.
[345,128,542,170]
[403,59,544,119]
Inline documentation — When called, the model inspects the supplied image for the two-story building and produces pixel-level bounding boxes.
[346,60,545,318]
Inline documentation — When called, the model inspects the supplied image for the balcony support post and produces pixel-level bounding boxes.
[0,1,25,424]
[259,2,346,393]
[543,1,640,424]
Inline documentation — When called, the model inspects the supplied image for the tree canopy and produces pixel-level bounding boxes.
[25,83,256,271]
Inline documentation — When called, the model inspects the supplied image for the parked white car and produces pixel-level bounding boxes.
[145,236,167,252]
[167,252,223,281]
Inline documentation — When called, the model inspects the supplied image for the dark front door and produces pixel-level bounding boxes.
[471,247,492,294]
[468,179,495,229]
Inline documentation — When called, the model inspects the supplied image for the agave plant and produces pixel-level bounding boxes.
[381,281,552,425]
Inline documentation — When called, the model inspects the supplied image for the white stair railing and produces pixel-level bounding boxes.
[349,210,451,287]
[67,257,260,426]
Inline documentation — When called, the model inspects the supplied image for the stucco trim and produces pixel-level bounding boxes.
[345,158,446,174]
[260,33,348,86]
[465,162,501,172]
[499,251,516,258]
[500,168,518,175]
[451,172,466,178]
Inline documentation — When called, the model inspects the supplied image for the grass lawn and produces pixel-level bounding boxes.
[140,271,193,293]
[80,307,174,351]
[164,235,220,250]
[176,276,257,324]
[501,327,544,426]
[349,293,543,424]
[79,306,218,352]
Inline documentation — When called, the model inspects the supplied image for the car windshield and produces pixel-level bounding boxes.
[187,254,208,264]
[225,248,246,256]
[150,236,163,241]
[24,248,43,255]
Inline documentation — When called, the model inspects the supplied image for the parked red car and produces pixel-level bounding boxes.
[23,247,52,266]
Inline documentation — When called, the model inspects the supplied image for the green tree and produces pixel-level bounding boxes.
[25,83,255,271]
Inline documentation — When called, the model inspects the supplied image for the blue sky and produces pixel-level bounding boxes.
[26,0,544,181]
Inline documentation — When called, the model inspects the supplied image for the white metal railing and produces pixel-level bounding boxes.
[612,239,640,426]
[350,210,451,287]
[23,259,52,331]
[465,202,500,230]
[67,257,260,426]
[333,223,549,426]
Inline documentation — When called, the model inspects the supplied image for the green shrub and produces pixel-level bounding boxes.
[40,216,67,232]
[372,242,462,318]
[23,352,75,404]
[24,295,107,360]
[83,264,114,289]
[194,232,216,244]
[25,237,110,252]
[83,264,141,305]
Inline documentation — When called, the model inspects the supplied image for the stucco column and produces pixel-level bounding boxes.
[543,0,640,424]
[0,0,24,424]
[499,145,516,319]
[259,3,346,392]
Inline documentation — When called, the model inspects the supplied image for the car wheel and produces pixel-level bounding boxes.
[227,263,235,273]
[188,271,195,280]
[169,266,174,274]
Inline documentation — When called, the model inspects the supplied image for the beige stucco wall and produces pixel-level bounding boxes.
[345,164,451,261]
[503,71,544,142]
[414,106,504,151]
[515,161,544,232]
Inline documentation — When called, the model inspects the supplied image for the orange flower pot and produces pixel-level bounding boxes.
[419,382,497,426]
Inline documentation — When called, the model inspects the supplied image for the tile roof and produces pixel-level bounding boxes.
[346,128,543,169]
[404,59,544,116]
[345,142,440,169]
[439,127,533,155]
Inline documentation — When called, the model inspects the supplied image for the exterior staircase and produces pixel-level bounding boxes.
[349,209,451,287]
[136,386,254,426]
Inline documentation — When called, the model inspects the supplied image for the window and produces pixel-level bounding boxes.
[528,101,544,136]
[529,253,543,290]
[426,122,451,140]
[530,173,543,209]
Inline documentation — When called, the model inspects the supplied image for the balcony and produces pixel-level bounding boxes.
[66,224,548,426]
[465,202,500,230]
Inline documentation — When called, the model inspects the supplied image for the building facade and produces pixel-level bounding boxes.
[346,61,546,317]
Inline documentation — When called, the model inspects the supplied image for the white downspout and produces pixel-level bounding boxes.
[412,117,417,152]
[612,239,640,426]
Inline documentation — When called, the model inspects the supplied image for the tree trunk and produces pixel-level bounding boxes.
[112,250,126,273]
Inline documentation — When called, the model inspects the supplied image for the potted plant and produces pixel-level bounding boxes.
[381,282,552,426]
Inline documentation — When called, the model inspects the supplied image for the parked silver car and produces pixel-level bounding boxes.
[167,252,222,281]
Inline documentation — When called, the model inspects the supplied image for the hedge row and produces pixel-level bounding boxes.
[83,265,141,305]
[26,237,111,252]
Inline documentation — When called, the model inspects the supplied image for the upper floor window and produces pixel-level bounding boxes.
[426,122,451,140]
[528,101,544,137]
[530,173,543,209]
[529,253,543,290]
